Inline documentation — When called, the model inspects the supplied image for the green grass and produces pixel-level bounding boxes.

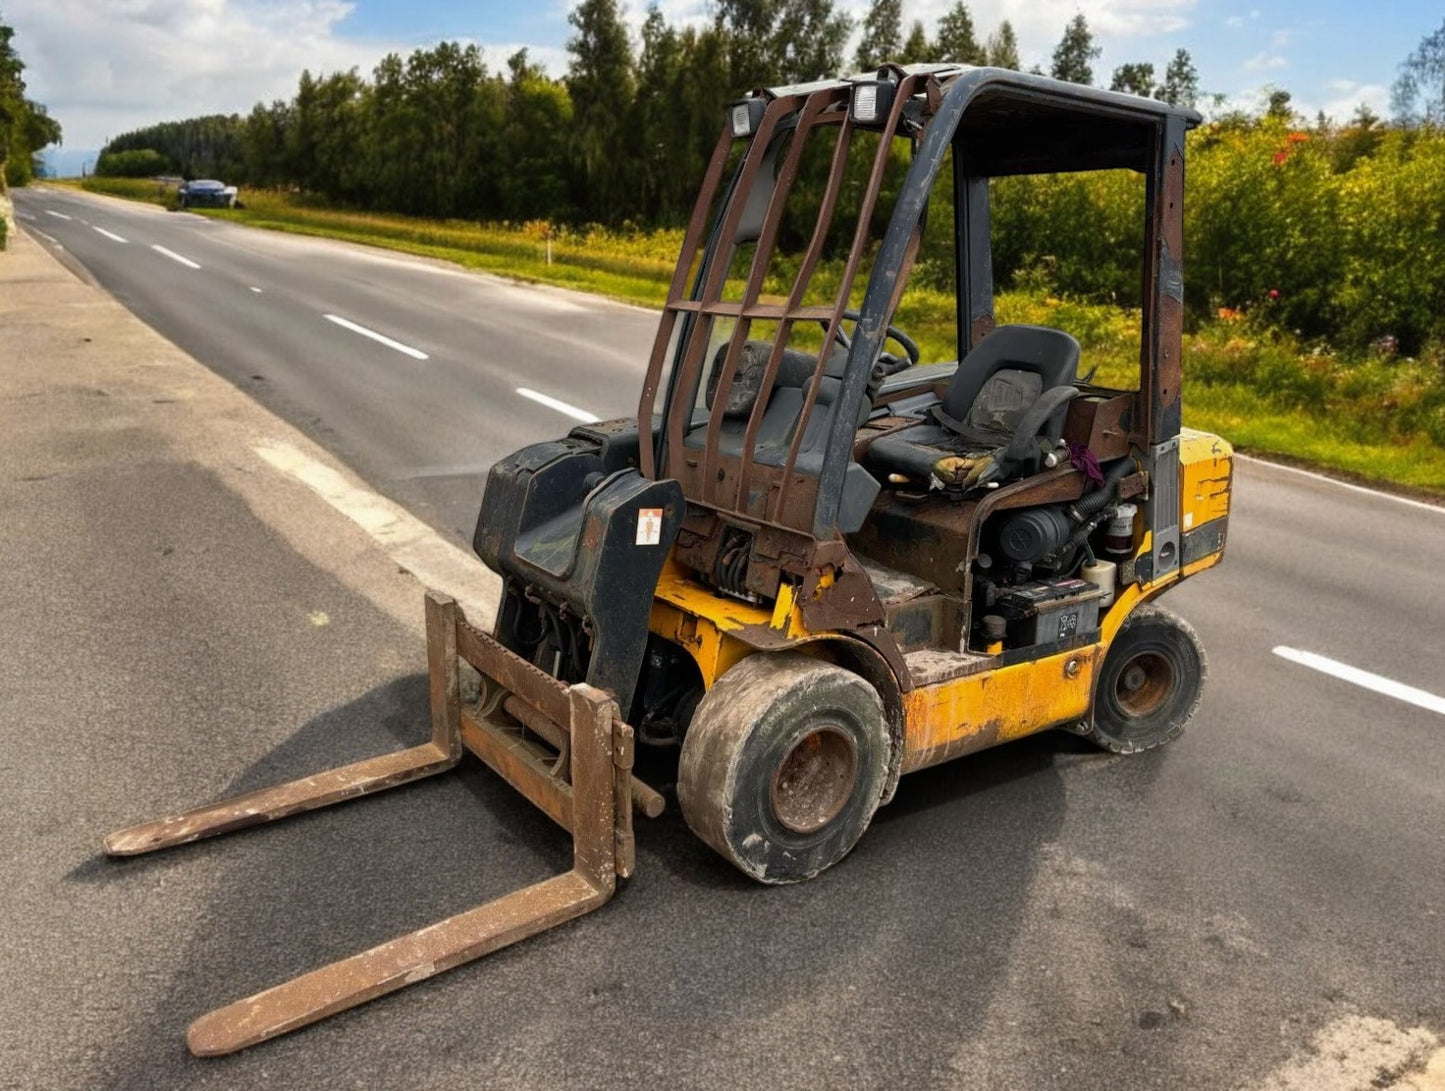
[69,176,177,208]
[65,181,1445,500]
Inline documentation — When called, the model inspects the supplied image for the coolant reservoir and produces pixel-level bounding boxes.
[1081,559,1117,607]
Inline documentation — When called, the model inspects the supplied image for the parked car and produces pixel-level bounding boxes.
[177,179,239,210]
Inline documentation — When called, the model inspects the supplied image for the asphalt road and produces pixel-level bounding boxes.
[14,186,656,541]
[8,187,1445,1090]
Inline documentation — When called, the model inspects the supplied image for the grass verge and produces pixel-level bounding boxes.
[65,180,1445,499]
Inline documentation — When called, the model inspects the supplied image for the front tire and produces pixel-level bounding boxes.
[678,653,889,884]
[1086,605,1206,754]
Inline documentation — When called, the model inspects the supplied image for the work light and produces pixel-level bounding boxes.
[850,71,897,126]
[729,96,766,138]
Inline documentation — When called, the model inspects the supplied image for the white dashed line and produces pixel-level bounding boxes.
[516,387,599,423]
[249,286,263,293]
[151,244,201,269]
[44,210,72,220]
[322,314,428,360]
[1273,646,1445,716]
[93,226,128,243]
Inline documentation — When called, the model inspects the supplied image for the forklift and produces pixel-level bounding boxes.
[107,64,1231,1054]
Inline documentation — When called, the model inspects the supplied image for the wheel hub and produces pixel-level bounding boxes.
[1115,650,1174,717]
[770,725,858,834]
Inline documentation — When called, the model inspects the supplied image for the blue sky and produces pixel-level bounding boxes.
[5,0,1441,165]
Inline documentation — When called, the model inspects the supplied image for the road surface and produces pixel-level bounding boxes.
[8,186,1444,1090]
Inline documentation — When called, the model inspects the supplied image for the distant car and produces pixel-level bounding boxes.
[177,179,239,210]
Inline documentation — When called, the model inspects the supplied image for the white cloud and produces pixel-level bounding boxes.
[1225,16,1244,28]
[884,0,1195,42]
[5,0,555,150]
[6,0,398,148]
[1243,51,1288,72]
[1313,81,1390,124]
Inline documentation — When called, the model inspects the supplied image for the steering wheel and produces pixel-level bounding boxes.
[819,308,920,369]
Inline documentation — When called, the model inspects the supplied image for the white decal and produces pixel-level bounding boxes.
[636,508,663,546]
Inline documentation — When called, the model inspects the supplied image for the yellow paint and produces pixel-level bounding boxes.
[648,562,819,687]
[648,593,754,687]
[1180,428,1233,530]
[1099,582,1146,643]
[812,568,836,598]
[770,582,796,630]
[1182,552,1223,578]
[902,645,1101,772]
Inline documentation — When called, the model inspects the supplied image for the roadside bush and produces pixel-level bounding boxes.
[95,148,173,178]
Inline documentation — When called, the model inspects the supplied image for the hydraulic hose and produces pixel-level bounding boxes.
[1059,454,1139,556]
[1067,454,1136,523]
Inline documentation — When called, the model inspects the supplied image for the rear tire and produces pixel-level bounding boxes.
[678,653,889,884]
[1086,605,1206,754]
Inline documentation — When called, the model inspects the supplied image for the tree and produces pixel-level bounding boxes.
[243,100,292,187]
[1392,18,1445,123]
[0,18,62,191]
[1050,14,1099,85]
[1265,86,1293,122]
[986,21,1020,70]
[854,0,902,70]
[1157,48,1199,109]
[934,3,984,66]
[95,148,171,177]
[567,0,636,223]
[773,0,852,83]
[714,0,776,91]
[900,20,930,64]
[1110,63,1155,98]
[500,50,574,220]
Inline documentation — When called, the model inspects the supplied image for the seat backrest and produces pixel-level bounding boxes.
[940,324,1081,444]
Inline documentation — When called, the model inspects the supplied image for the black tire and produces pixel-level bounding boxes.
[677,652,889,884]
[1086,604,1206,754]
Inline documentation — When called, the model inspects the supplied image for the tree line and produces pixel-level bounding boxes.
[96,1,1197,225]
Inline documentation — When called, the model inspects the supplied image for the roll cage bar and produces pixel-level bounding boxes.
[635,65,1201,541]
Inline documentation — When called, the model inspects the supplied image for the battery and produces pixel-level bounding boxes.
[995,577,1106,647]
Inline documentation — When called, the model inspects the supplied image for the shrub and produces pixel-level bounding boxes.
[95,148,173,178]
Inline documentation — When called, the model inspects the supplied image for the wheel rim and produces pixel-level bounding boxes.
[1114,650,1175,718]
[770,724,858,835]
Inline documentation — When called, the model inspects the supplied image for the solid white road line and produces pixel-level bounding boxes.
[1238,454,1445,516]
[151,244,201,270]
[93,226,128,243]
[323,314,429,360]
[516,387,599,423]
[1273,646,1445,716]
[252,439,499,621]
[44,210,71,220]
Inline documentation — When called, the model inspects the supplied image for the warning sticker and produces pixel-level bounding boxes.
[636,508,663,546]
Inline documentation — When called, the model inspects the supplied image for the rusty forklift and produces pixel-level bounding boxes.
[107,65,1231,1054]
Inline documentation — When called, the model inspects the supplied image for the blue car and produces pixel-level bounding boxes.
[177,179,239,210]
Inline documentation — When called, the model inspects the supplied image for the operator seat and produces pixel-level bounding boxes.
[684,338,881,532]
[865,324,1081,486]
